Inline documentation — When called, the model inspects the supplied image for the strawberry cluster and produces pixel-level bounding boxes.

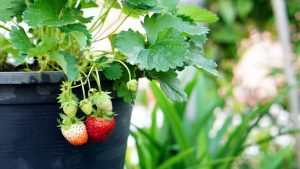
[57,82,119,146]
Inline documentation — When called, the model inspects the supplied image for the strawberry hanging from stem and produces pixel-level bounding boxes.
[86,111,115,144]
[58,114,88,146]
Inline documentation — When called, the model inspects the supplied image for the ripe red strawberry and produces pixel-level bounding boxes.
[58,114,88,146]
[86,115,115,143]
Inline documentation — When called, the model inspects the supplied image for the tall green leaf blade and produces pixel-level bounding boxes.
[260,146,291,169]
[157,148,194,169]
[150,82,192,165]
[133,125,162,151]
[130,131,154,169]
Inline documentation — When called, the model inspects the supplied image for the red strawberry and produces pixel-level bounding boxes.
[58,114,88,146]
[86,115,115,143]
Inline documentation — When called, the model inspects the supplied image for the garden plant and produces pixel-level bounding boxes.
[0,0,219,168]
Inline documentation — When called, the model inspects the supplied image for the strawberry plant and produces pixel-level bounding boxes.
[0,0,218,145]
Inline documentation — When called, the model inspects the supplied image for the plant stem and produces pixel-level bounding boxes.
[89,4,105,32]
[95,69,102,91]
[0,25,11,32]
[80,78,86,99]
[114,59,132,80]
[71,66,94,88]
[92,0,117,36]
[94,14,130,42]
[94,11,122,39]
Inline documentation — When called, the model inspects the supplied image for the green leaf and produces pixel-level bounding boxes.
[60,23,92,46]
[27,37,59,56]
[14,52,27,66]
[123,0,158,10]
[50,51,79,80]
[104,0,121,9]
[137,28,189,72]
[159,0,179,11]
[261,146,291,169]
[150,82,192,165]
[190,34,207,47]
[143,14,209,44]
[9,26,34,51]
[218,0,236,24]
[177,5,219,23]
[81,0,98,8]
[236,0,253,18]
[103,63,123,80]
[157,148,194,169]
[0,0,26,22]
[0,0,13,22]
[186,43,218,77]
[0,34,18,55]
[23,0,75,28]
[10,0,27,22]
[148,71,187,102]
[114,81,136,103]
[114,29,145,65]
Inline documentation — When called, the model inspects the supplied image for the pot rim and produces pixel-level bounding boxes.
[0,71,66,84]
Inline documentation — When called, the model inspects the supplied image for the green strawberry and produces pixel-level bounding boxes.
[58,90,79,118]
[80,99,93,115]
[62,101,78,117]
[127,79,138,92]
[92,92,112,113]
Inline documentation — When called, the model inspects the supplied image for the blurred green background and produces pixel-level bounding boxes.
[126,0,300,169]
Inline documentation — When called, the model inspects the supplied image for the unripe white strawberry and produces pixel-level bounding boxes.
[92,92,113,113]
[59,114,88,146]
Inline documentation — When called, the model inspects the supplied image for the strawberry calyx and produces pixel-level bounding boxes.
[89,108,115,120]
[57,114,83,130]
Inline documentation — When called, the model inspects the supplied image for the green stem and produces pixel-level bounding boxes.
[82,71,92,89]
[0,25,11,32]
[80,78,86,99]
[94,14,130,42]
[89,4,105,32]
[114,59,132,80]
[71,66,94,88]
[95,11,122,38]
[92,0,116,36]
[94,69,102,91]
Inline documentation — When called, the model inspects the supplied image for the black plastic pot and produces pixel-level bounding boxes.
[0,72,132,169]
